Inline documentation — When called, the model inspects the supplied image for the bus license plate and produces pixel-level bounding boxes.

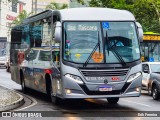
[99,86,112,91]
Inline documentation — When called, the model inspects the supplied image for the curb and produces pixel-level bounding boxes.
[0,86,25,112]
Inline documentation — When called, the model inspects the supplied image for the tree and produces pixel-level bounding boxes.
[148,0,160,25]
[12,10,31,25]
[46,2,68,10]
[89,0,160,33]
[77,0,85,5]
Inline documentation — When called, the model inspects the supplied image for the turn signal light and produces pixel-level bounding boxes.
[112,77,120,81]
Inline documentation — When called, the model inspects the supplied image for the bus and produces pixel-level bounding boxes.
[10,8,143,105]
[141,32,160,62]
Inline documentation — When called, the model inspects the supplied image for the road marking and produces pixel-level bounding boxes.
[14,94,37,111]
[121,99,151,107]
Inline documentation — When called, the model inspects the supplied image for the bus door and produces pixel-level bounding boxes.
[33,50,52,92]
[25,49,38,89]
[52,50,61,95]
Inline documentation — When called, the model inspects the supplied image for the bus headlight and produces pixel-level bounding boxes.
[65,74,84,84]
[127,72,141,83]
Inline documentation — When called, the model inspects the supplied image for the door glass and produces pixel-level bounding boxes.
[52,51,60,67]
[28,50,38,61]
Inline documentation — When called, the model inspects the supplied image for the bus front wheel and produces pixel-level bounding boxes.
[49,84,62,105]
[107,98,119,104]
[51,95,62,105]
[45,74,62,105]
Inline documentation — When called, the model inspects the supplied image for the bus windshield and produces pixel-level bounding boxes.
[63,22,140,64]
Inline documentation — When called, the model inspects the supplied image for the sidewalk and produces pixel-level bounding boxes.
[0,86,24,111]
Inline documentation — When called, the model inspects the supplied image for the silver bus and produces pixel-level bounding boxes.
[10,8,143,105]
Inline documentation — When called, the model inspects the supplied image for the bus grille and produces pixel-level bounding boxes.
[80,69,129,77]
[79,83,130,95]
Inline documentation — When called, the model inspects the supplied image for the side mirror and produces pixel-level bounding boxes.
[136,22,143,42]
[143,69,149,74]
[54,22,62,43]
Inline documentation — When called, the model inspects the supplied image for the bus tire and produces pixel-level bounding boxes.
[21,73,27,93]
[107,97,119,104]
[46,75,62,105]
[8,66,11,73]
[48,82,61,105]
[51,95,62,105]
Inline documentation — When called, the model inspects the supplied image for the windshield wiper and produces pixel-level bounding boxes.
[106,32,126,66]
[106,30,110,55]
[83,32,100,67]
[110,47,126,66]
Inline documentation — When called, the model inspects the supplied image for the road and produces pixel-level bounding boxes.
[0,68,160,120]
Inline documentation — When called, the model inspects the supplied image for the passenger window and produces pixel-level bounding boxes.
[28,50,38,61]
[39,51,51,61]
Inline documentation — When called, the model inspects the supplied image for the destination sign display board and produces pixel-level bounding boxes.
[143,35,160,41]
[67,24,98,31]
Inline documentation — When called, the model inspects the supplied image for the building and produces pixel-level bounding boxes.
[0,0,32,42]
[32,0,70,14]
[32,0,91,14]
[0,0,90,42]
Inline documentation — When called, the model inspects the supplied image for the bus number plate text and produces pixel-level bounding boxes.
[99,86,112,91]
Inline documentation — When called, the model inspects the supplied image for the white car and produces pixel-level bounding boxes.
[142,62,160,100]
[21,47,60,68]
[19,47,60,94]
[0,56,7,68]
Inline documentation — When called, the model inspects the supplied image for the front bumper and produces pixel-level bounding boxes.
[0,61,7,67]
[58,75,142,99]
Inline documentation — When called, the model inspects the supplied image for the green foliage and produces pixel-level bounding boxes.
[89,0,160,33]
[46,2,68,10]
[77,0,85,5]
[12,10,31,25]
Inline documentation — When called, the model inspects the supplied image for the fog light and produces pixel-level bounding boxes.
[136,87,140,92]
[65,89,72,94]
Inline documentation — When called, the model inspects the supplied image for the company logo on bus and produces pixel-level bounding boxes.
[111,77,120,81]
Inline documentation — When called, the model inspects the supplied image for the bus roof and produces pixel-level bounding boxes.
[58,7,135,21]
[22,10,52,24]
[21,7,135,24]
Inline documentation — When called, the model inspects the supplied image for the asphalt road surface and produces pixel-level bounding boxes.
[0,68,160,120]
